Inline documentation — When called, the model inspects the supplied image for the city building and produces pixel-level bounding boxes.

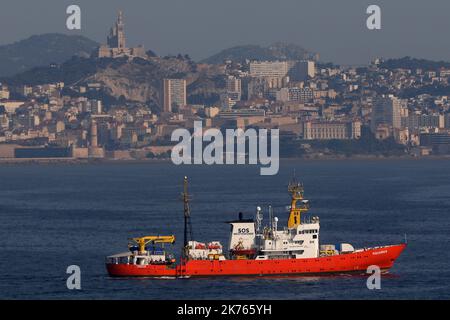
[276,87,314,103]
[249,61,289,78]
[218,108,266,119]
[222,76,242,108]
[371,95,404,133]
[290,60,316,81]
[0,101,25,113]
[0,86,10,100]
[205,107,220,118]
[16,85,33,97]
[303,120,362,140]
[445,114,450,129]
[420,132,450,154]
[439,69,450,78]
[220,92,241,109]
[163,79,187,113]
[226,76,242,94]
[247,76,287,99]
[0,112,9,129]
[404,113,445,130]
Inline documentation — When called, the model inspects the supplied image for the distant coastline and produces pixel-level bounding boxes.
[0,155,449,165]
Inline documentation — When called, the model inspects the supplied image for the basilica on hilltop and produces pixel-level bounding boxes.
[96,11,146,59]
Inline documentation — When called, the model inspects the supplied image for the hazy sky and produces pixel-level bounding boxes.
[0,0,449,65]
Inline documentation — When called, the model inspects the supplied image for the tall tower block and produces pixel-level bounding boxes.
[90,120,98,148]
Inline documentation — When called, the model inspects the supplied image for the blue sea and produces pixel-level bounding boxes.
[0,159,449,299]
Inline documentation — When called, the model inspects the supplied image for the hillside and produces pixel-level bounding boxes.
[201,42,316,64]
[380,56,450,72]
[0,33,99,77]
[3,55,226,110]
[0,37,319,108]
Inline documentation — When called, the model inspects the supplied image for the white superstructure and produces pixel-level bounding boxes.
[227,179,354,260]
[229,209,320,259]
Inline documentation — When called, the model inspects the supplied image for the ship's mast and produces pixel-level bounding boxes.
[287,175,309,229]
[182,176,193,259]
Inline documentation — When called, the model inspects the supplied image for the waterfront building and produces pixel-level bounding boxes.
[405,113,445,130]
[303,120,362,140]
[420,132,450,154]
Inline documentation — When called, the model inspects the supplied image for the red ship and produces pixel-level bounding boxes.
[106,177,406,277]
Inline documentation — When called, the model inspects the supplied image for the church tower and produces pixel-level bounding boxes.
[97,10,145,59]
[107,11,126,49]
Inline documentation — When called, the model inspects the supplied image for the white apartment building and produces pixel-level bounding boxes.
[249,61,289,78]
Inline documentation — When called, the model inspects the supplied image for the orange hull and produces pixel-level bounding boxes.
[106,243,406,277]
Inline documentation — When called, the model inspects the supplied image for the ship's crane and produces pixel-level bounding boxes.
[129,235,175,253]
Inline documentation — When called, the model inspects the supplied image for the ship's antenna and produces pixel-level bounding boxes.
[268,205,273,237]
[182,176,193,259]
[255,206,263,233]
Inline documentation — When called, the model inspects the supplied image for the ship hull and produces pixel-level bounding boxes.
[106,243,406,277]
